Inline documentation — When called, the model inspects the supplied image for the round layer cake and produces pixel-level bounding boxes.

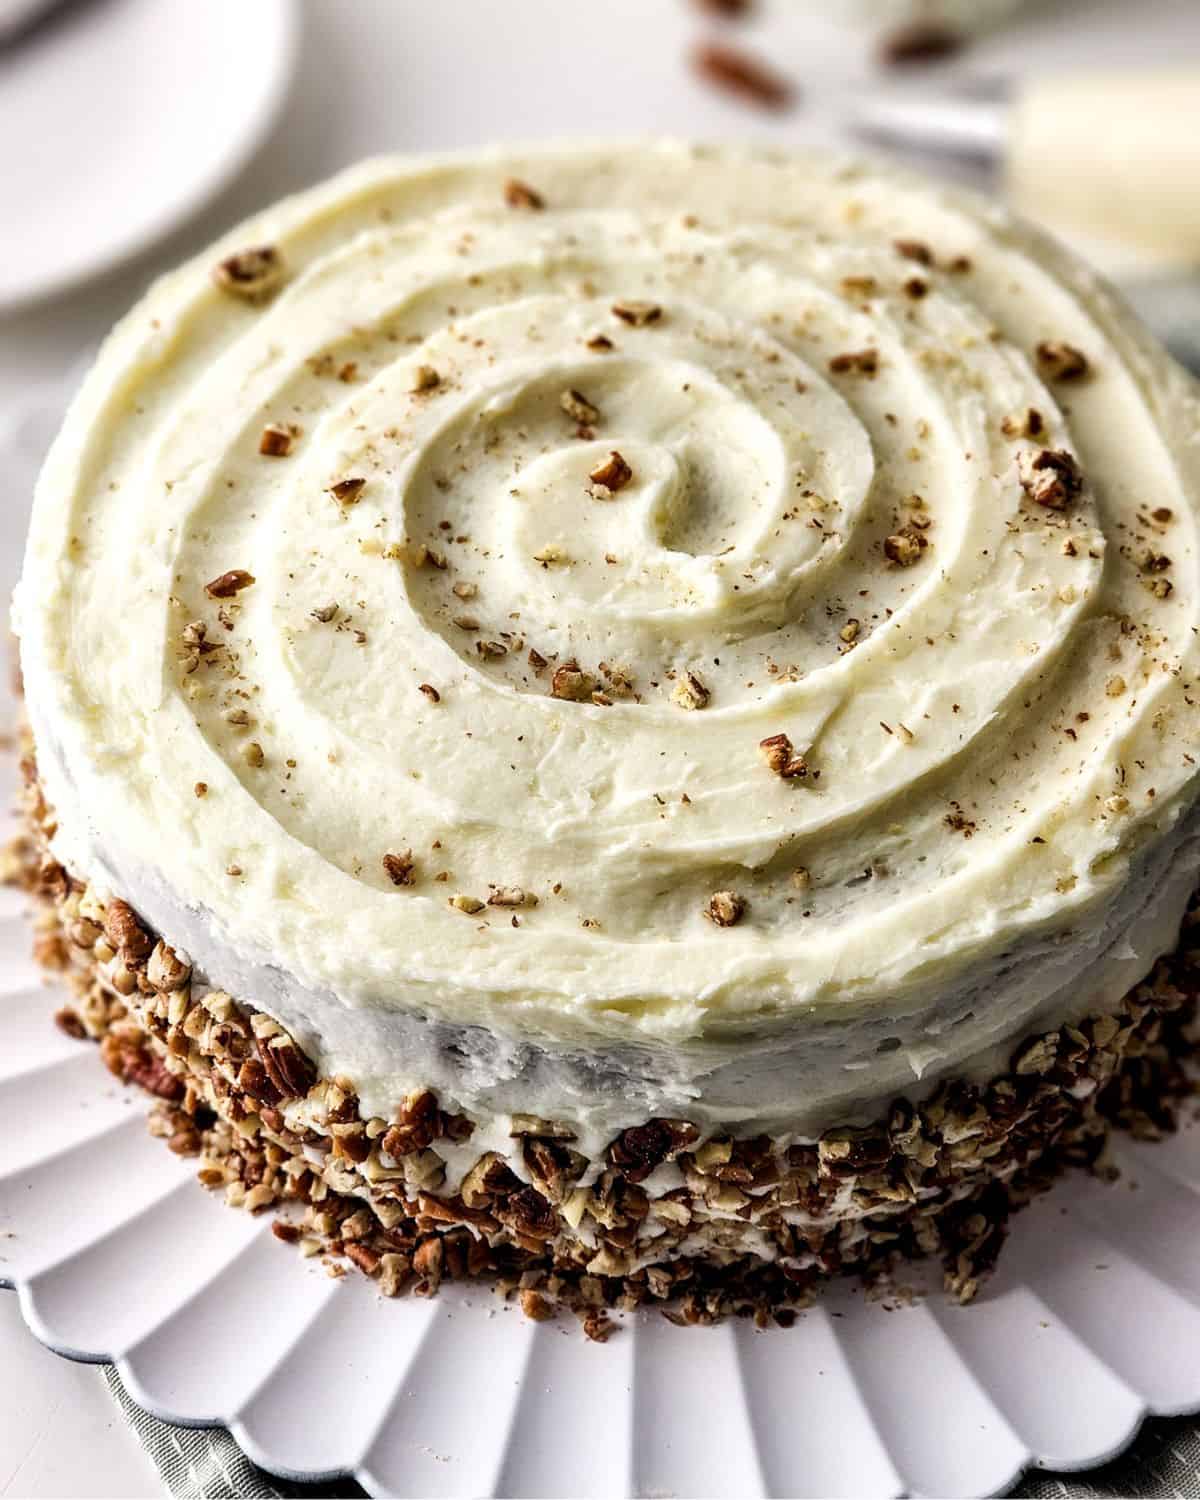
[14,142,1200,1323]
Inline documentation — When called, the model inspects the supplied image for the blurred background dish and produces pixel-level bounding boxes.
[0,0,297,310]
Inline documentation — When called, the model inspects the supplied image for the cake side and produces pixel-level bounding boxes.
[13,752,1197,1330]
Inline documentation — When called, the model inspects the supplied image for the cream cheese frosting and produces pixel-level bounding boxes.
[16,142,1200,1135]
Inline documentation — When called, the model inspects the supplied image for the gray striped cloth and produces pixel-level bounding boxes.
[101,1359,1198,1499]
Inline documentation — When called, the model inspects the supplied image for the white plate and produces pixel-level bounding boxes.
[2,323,1200,1500]
[0,0,298,311]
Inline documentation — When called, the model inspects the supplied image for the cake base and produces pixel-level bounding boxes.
[8,752,1198,1336]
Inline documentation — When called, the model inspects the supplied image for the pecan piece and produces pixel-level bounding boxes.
[705,890,746,927]
[829,348,879,377]
[255,1033,316,1099]
[884,532,922,567]
[560,388,600,425]
[329,477,366,506]
[213,245,285,301]
[609,1119,699,1183]
[550,661,596,702]
[147,940,191,992]
[1019,449,1083,511]
[505,1185,557,1241]
[588,450,633,492]
[102,899,154,965]
[205,569,256,599]
[381,1088,441,1158]
[504,178,545,211]
[1036,340,1090,382]
[611,299,662,326]
[671,670,709,710]
[691,40,793,110]
[759,732,808,779]
[382,850,416,887]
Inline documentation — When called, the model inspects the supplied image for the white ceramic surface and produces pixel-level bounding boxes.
[0,0,298,310]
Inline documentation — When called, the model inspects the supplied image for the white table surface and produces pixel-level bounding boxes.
[2,1,1197,1495]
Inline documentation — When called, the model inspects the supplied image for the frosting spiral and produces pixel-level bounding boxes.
[17,143,1200,1124]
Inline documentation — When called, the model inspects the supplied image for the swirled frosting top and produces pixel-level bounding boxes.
[18,142,1200,1057]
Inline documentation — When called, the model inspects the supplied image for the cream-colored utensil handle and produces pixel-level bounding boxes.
[1007,69,1200,266]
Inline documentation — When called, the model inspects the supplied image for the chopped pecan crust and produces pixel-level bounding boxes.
[14,747,1200,1338]
[691,40,793,110]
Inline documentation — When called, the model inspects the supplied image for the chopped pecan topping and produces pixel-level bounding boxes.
[242,741,265,768]
[1019,448,1083,510]
[411,364,441,393]
[504,178,545,210]
[705,890,746,927]
[550,661,596,702]
[829,349,879,377]
[588,450,633,492]
[671,670,710,711]
[586,333,614,352]
[488,886,538,908]
[329,477,366,506]
[258,423,296,457]
[213,245,285,301]
[894,238,933,265]
[205,569,256,599]
[612,299,662,326]
[310,602,339,623]
[759,732,807,779]
[903,276,929,300]
[418,682,441,703]
[382,850,416,887]
[884,532,922,567]
[1036,340,1090,382]
[449,894,485,914]
[1001,407,1045,439]
[560,388,600,425]
[691,40,793,110]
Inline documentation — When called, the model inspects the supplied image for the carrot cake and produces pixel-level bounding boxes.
[12,142,1200,1331]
